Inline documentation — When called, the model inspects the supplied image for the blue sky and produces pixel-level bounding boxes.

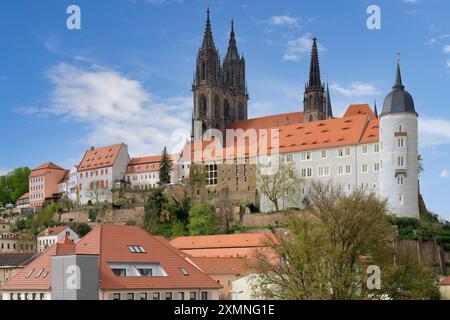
[0,0,449,218]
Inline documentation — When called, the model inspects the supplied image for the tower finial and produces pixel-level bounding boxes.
[201,7,215,50]
[393,52,405,90]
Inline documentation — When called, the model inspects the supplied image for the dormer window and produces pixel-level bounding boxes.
[180,268,189,276]
[128,245,146,253]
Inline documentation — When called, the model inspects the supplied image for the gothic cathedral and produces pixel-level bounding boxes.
[192,9,249,140]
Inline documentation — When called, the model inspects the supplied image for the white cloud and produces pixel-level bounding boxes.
[284,33,322,61]
[443,45,450,54]
[425,38,436,45]
[419,118,450,147]
[0,168,11,176]
[440,169,449,178]
[20,63,192,157]
[330,82,380,98]
[269,15,300,28]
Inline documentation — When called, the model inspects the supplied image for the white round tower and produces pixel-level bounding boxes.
[379,57,419,218]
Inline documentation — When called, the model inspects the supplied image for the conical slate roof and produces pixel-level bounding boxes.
[382,59,416,116]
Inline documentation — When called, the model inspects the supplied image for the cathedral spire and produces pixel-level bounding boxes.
[225,19,239,60]
[202,8,216,50]
[326,82,333,119]
[308,38,322,89]
[374,99,379,118]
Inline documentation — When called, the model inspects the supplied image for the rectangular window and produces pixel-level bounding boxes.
[338,148,344,157]
[139,293,147,300]
[362,164,368,174]
[345,147,351,157]
[165,292,173,300]
[397,156,405,167]
[112,268,126,276]
[127,293,134,300]
[201,292,208,300]
[321,149,327,159]
[138,269,153,276]
[397,138,405,148]
[205,164,218,186]
[362,145,368,154]
[374,162,380,172]
[190,292,197,300]
[177,292,185,300]
[397,177,404,185]
[345,165,351,174]
[301,151,312,161]
[112,293,121,300]
[286,154,293,162]
[301,167,313,178]
[153,292,160,300]
[338,165,344,175]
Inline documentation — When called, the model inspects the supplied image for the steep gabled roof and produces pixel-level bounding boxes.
[37,226,70,237]
[0,253,37,268]
[2,225,221,291]
[77,144,124,172]
[190,257,254,276]
[29,162,67,178]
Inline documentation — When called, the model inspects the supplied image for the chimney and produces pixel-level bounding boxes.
[90,146,95,151]
[55,235,76,256]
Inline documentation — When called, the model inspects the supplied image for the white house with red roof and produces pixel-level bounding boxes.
[36,226,79,253]
[77,143,130,205]
[1,225,222,300]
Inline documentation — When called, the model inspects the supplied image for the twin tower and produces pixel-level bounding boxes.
[192,9,334,140]
[192,9,248,139]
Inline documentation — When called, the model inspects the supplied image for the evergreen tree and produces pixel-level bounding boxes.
[158,146,172,186]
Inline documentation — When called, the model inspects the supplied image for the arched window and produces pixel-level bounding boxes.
[199,95,207,117]
[224,99,231,119]
[214,95,220,118]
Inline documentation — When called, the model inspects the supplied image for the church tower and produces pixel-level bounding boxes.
[193,8,223,140]
[303,38,327,122]
[193,11,248,140]
[222,19,248,128]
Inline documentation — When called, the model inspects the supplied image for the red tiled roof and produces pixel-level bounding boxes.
[440,276,450,286]
[37,226,69,237]
[17,193,30,201]
[29,162,66,178]
[230,112,304,131]
[77,144,124,172]
[343,104,376,119]
[170,233,276,250]
[2,225,222,291]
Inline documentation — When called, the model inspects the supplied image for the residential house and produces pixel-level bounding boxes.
[14,193,30,214]
[0,253,37,288]
[29,162,68,209]
[1,225,222,300]
[439,276,450,300]
[36,226,79,253]
[77,144,130,205]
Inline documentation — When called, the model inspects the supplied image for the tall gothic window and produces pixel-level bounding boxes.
[214,95,220,118]
[201,60,206,81]
[199,95,207,117]
[224,99,231,120]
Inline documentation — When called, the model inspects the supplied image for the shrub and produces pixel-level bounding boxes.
[187,204,215,236]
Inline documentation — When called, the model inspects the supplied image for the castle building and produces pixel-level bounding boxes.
[185,10,420,218]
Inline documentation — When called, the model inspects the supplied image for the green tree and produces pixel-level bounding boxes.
[69,222,92,238]
[0,167,31,205]
[187,204,215,236]
[252,182,439,300]
[144,188,167,233]
[158,146,172,186]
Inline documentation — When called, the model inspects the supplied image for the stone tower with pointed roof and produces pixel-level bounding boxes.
[193,10,248,140]
[379,57,419,218]
[303,38,327,122]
